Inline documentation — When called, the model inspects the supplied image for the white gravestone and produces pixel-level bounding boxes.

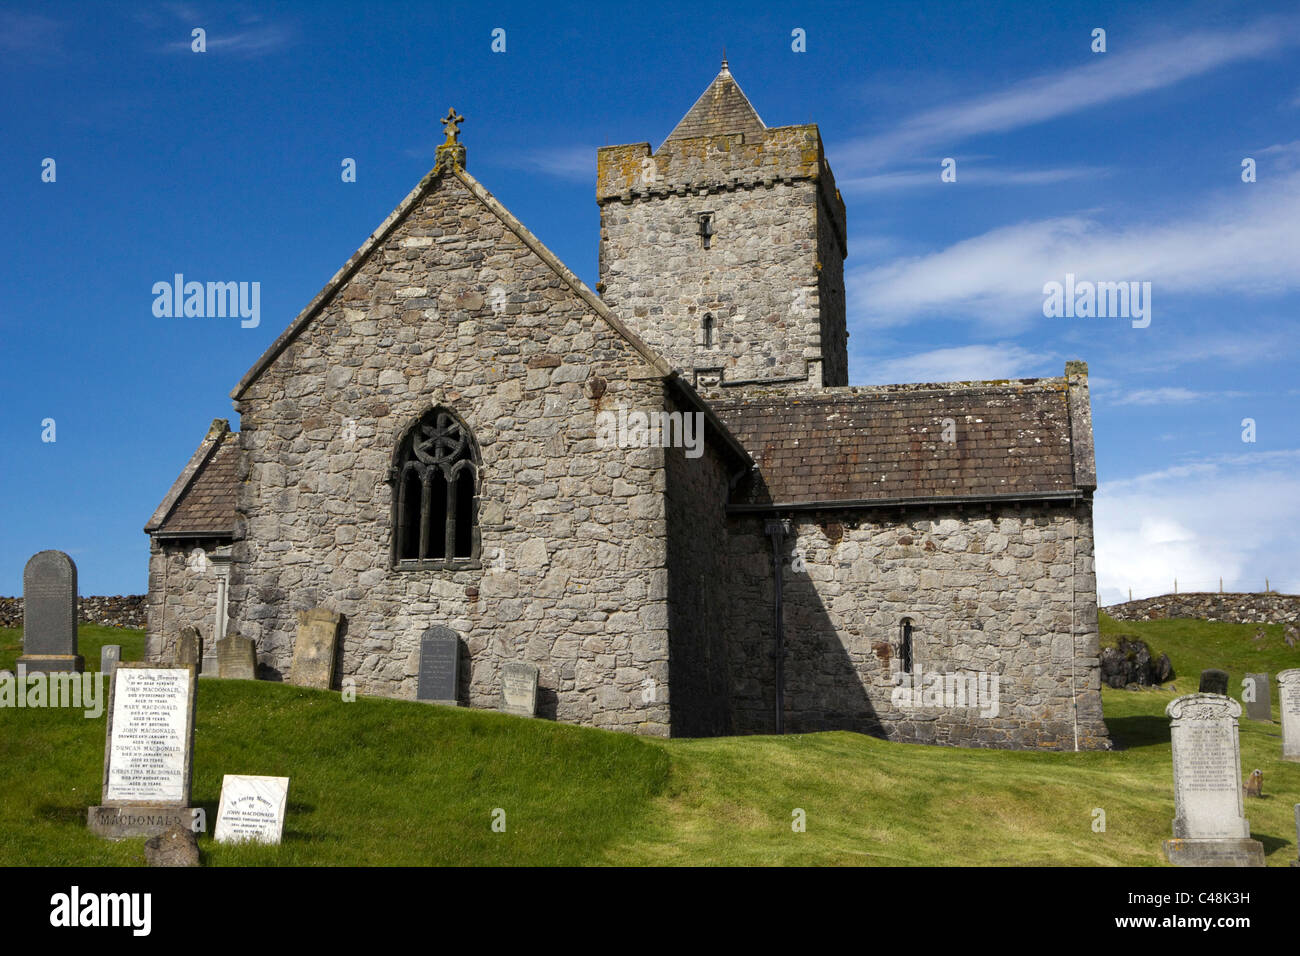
[215,775,290,845]
[88,663,197,839]
[1278,670,1300,762]
[1163,693,1264,866]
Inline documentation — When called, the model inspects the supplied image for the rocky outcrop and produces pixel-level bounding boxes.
[1099,635,1173,688]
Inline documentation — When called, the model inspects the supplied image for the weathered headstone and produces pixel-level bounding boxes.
[1198,669,1229,696]
[216,633,258,680]
[1279,670,1300,763]
[500,661,539,717]
[417,627,459,705]
[144,825,200,867]
[1163,694,1265,866]
[214,774,289,845]
[88,663,198,840]
[1243,673,1271,721]
[100,644,121,675]
[291,608,341,688]
[17,550,83,675]
[176,626,201,668]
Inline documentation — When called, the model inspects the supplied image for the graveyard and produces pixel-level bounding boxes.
[1,611,1297,866]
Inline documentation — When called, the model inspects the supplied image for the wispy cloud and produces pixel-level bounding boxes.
[842,164,1107,193]
[0,12,64,60]
[849,167,1300,329]
[840,20,1298,173]
[1106,386,1248,406]
[160,12,294,57]
[499,145,595,182]
[856,343,1057,385]
[1095,450,1300,602]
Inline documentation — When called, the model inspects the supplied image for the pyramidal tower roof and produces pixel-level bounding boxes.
[661,57,766,148]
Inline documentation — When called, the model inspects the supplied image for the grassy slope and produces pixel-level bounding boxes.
[1,615,1297,866]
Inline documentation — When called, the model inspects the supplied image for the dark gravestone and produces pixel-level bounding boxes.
[18,550,83,675]
[1243,673,1271,722]
[417,627,459,705]
[1199,669,1229,696]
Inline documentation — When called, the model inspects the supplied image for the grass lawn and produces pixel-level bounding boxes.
[1,614,1297,866]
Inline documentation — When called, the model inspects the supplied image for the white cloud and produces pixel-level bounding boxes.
[850,169,1300,329]
[503,145,595,182]
[1095,451,1300,604]
[841,164,1106,194]
[856,343,1056,385]
[839,21,1298,171]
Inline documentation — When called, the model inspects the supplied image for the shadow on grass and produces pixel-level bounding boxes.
[1105,715,1170,750]
[37,804,86,825]
[1254,832,1292,857]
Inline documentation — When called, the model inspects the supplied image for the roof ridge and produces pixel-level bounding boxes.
[231,160,676,401]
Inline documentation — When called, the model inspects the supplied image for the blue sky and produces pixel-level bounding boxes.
[2,0,1298,603]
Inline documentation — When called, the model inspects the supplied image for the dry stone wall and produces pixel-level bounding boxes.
[0,594,147,630]
[1103,592,1300,624]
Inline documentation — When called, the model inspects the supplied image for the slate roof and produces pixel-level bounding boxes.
[712,380,1085,509]
[661,60,766,146]
[145,420,239,537]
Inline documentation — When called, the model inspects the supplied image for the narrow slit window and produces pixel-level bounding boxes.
[900,618,914,673]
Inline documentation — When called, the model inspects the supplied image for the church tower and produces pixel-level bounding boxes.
[596,59,848,391]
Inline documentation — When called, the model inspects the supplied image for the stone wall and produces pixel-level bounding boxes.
[0,594,147,630]
[144,539,230,662]
[228,168,681,735]
[1102,592,1300,624]
[597,126,847,389]
[663,389,736,736]
[722,502,1109,750]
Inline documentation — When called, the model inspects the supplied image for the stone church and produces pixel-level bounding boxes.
[144,62,1110,750]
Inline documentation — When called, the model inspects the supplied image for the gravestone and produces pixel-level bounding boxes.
[88,663,198,840]
[176,626,201,668]
[417,627,459,705]
[1242,673,1271,721]
[17,550,83,675]
[291,608,341,689]
[1162,693,1265,866]
[100,645,121,675]
[500,662,539,717]
[1198,669,1229,696]
[214,775,289,845]
[200,640,220,679]
[216,633,258,680]
[1293,805,1299,867]
[1279,670,1300,763]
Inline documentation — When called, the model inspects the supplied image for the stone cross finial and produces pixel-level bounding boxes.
[441,107,465,146]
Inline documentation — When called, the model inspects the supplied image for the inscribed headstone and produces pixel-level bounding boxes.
[88,663,198,840]
[18,550,83,675]
[417,627,459,704]
[1279,670,1300,763]
[217,633,258,680]
[1163,693,1264,866]
[214,775,289,845]
[176,626,200,668]
[500,662,539,717]
[291,608,341,688]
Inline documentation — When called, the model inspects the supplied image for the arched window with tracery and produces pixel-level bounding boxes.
[390,408,480,568]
